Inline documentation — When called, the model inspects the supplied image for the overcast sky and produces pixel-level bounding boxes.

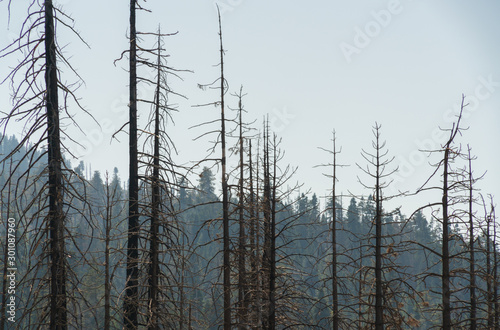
[1,0,499,215]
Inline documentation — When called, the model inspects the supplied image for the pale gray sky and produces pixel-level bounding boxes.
[1,0,499,215]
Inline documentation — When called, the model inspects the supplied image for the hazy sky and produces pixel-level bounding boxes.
[1,0,499,215]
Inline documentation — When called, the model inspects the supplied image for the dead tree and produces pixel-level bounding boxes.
[234,87,249,327]
[439,99,465,330]
[0,1,92,327]
[123,0,139,327]
[316,131,347,329]
[45,2,68,326]
[357,124,394,329]
[356,123,416,329]
[261,122,274,329]
[258,125,309,329]
[139,27,188,328]
[465,145,481,330]
[218,11,231,329]
[99,172,126,330]
[190,7,232,328]
[415,95,468,329]
[247,138,259,325]
[479,194,497,329]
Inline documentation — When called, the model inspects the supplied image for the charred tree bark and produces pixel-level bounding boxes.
[45,1,67,328]
[217,9,231,330]
[467,147,477,330]
[124,0,139,327]
[330,134,340,330]
[486,205,493,329]
[374,132,383,330]
[253,139,263,327]
[147,31,162,330]
[442,144,451,330]
[104,175,113,330]
[269,134,277,330]
[440,99,464,330]
[261,123,276,330]
[357,124,402,328]
[237,90,248,328]
[261,124,271,330]
[248,139,258,324]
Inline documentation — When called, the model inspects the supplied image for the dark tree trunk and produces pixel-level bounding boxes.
[124,0,139,327]
[269,134,277,330]
[237,94,248,328]
[261,125,271,330]
[442,143,451,330]
[261,125,276,330]
[468,148,476,330]
[253,139,263,326]
[148,32,162,330]
[357,240,363,328]
[104,177,112,330]
[440,97,465,330]
[217,10,231,330]
[374,130,383,330]
[486,212,493,329]
[330,135,339,330]
[248,140,258,324]
[45,1,67,328]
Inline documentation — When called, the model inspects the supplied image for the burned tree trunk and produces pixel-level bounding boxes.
[147,31,162,330]
[216,9,231,330]
[467,146,477,330]
[247,139,259,324]
[236,89,248,328]
[261,123,276,330]
[442,143,452,330]
[374,132,383,330]
[261,124,272,329]
[45,1,68,327]
[324,132,343,330]
[269,133,277,330]
[440,99,465,330]
[124,0,139,327]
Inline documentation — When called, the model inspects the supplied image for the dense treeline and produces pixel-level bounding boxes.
[0,1,498,329]
[0,133,498,329]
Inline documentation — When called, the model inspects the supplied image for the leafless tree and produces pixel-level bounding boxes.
[0,0,93,327]
[315,131,349,329]
[356,123,417,329]
[415,95,468,329]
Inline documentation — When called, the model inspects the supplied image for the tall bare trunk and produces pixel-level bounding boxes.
[374,131,383,330]
[104,176,112,330]
[269,134,277,330]
[330,134,339,330]
[486,209,493,329]
[216,9,231,329]
[124,0,139,327]
[237,93,247,328]
[467,147,476,330]
[45,1,67,327]
[148,31,162,330]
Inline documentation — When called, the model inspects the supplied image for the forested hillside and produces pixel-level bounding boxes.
[0,1,498,329]
[0,132,498,329]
